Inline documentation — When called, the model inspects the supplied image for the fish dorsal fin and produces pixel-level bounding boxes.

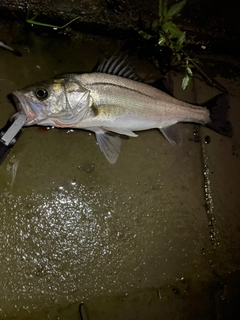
[95,53,141,81]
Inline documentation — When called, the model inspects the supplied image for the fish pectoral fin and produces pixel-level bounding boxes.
[160,123,182,145]
[95,129,122,164]
[104,127,138,137]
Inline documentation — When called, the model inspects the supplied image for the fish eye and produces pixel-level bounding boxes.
[35,86,48,100]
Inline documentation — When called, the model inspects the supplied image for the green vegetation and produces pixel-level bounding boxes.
[26,15,79,29]
[25,4,79,29]
[139,0,194,89]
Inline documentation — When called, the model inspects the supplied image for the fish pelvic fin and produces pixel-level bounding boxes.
[95,129,122,164]
[160,123,183,145]
[206,93,232,137]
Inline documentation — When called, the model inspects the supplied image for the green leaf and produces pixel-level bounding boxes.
[161,1,168,18]
[177,31,186,45]
[162,21,184,38]
[158,35,166,46]
[174,40,184,52]
[176,53,182,62]
[169,42,175,50]
[165,0,187,19]
[182,73,191,90]
[162,21,173,33]
[138,30,153,40]
[152,19,159,30]
[187,67,193,76]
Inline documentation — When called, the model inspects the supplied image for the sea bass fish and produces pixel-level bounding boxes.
[12,55,232,163]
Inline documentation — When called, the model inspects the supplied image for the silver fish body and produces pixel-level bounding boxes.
[12,57,231,163]
[75,73,210,129]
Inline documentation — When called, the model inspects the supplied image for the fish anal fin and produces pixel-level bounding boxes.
[95,129,122,164]
[160,123,182,146]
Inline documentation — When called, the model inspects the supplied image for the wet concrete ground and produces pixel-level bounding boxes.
[0,20,240,319]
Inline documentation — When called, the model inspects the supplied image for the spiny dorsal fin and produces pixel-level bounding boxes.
[95,53,141,81]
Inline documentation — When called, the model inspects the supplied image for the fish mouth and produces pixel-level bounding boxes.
[12,93,25,112]
[12,91,40,126]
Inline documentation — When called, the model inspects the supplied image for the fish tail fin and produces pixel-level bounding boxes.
[206,93,232,137]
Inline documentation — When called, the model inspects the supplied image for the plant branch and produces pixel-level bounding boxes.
[181,49,227,93]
